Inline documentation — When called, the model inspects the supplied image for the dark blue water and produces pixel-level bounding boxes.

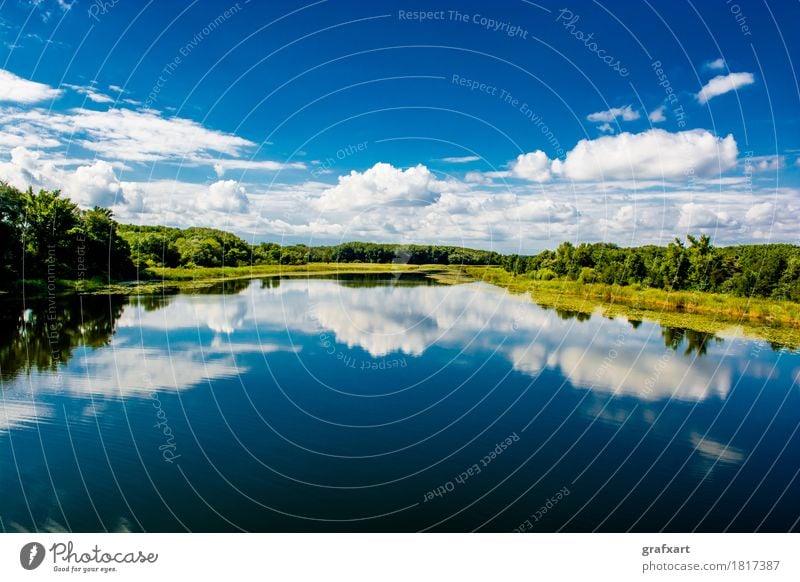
[1,274,798,532]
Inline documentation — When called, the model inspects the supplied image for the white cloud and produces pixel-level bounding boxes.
[597,122,614,134]
[314,163,452,212]
[599,204,662,232]
[440,155,480,163]
[551,129,738,181]
[200,179,249,213]
[648,105,667,123]
[0,146,59,190]
[0,106,258,164]
[510,151,552,182]
[587,105,640,123]
[745,155,784,172]
[0,147,130,207]
[0,68,62,104]
[697,72,755,104]
[705,58,726,71]
[64,83,115,104]
[0,104,299,172]
[62,107,254,162]
[67,160,124,207]
[512,198,578,223]
[0,125,60,149]
[744,202,774,225]
[207,157,305,177]
[677,202,739,229]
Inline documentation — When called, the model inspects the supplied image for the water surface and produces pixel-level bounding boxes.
[1,273,798,532]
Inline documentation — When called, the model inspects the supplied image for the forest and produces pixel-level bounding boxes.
[500,236,800,301]
[1,184,799,302]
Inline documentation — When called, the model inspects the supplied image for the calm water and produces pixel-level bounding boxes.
[1,273,798,532]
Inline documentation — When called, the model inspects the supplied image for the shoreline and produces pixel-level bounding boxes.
[4,263,799,348]
[463,266,800,349]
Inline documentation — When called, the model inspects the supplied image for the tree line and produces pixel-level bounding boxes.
[0,183,135,283]
[1,184,799,301]
[501,235,800,301]
[0,184,502,284]
[119,224,504,269]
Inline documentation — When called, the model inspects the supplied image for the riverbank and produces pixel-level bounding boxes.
[462,266,800,348]
[5,263,799,348]
[0,263,441,296]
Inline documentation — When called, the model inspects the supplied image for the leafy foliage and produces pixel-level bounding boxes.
[500,235,800,301]
[0,183,135,282]
[3,181,799,302]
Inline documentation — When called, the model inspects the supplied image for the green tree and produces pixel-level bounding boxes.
[0,182,24,279]
[79,206,136,280]
[19,188,80,279]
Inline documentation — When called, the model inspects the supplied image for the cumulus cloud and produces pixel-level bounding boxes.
[677,203,738,229]
[597,122,614,134]
[0,146,59,190]
[705,58,726,71]
[200,179,249,213]
[0,147,128,207]
[745,155,784,172]
[744,202,774,226]
[587,105,640,123]
[314,163,452,212]
[599,204,662,232]
[512,198,578,223]
[510,151,552,182]
[551,129,738,181]
[0,68,62,103]
[697,72,755,104]
[67,160,125,207]
[648,105,667,123]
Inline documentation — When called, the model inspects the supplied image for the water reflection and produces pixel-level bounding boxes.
[0,276,781,406]
[0,295,124,380]
[661,327,722,356]
[0,275,798,532]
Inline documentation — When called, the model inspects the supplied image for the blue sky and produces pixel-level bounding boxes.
[0,0,798,252]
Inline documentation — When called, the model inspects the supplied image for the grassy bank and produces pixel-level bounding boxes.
[8,263,799,347]
[147,262,426,281]
[463,266,800,348]
[73,262,440,295]
[0,263,431,297]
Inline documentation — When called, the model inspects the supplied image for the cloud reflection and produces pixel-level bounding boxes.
[120,278,736,402]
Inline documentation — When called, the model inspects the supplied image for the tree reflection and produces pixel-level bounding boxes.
[661,326,722,356]
[553,308,592,322]
[0,295,125,380]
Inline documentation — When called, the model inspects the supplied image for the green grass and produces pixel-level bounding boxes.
[146,262,425,281]
[9,263,447,297]
[463,266,800,348]
[72,262,443,295]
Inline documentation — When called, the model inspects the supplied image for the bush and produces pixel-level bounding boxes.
[578,267,596,284]
[536,268,558,281]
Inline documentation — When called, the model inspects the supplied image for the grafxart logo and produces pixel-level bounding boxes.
[20,542,46,570]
